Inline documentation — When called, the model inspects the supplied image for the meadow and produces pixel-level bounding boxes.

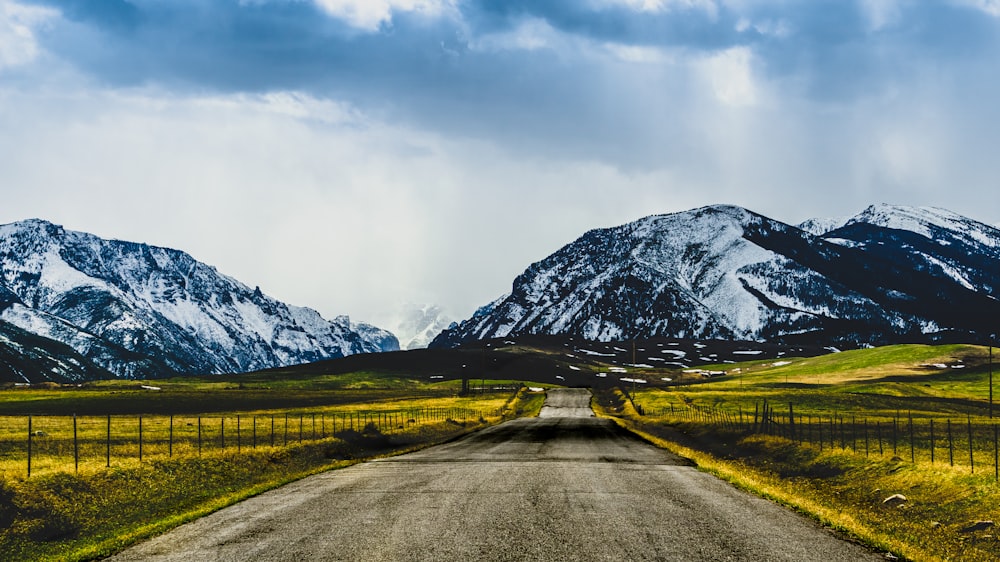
[0,370,544,562]
[599,343,1000,561]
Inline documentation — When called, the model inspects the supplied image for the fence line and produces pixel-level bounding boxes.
[3,406,502,478]
[641,399,1000,481]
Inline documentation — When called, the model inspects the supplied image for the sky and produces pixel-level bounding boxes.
[2,0,1000,334]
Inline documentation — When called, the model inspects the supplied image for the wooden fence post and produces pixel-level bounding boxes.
[169,415,174,457]
[27,415,32,478]
[74,414,79,473]
[106,414,111,468]
[139,416,143,462]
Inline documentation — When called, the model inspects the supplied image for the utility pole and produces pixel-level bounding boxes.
[990,343,994,419]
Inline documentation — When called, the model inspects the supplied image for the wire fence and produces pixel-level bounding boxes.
[2,406,497,478]
[642,399,1000,480]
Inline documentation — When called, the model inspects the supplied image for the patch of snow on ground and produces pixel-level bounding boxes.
[661,377,672,382]
[620,378,647,384]
[579,349,615,357]
[569,365,581,371]
[772,361,793,367]
[733,350,763,355]
[661,350,687,357]
[595,373,608,378]
[626,363,654,368]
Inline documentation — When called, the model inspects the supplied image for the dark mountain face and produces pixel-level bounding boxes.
[433,204,1000,349]
[0,219,399,382]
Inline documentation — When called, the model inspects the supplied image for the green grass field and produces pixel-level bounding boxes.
[600,343,1000,561]
[0,366,544,562]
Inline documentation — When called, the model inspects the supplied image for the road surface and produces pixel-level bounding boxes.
[107,389,882,561]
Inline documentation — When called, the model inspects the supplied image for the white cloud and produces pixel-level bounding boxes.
[313,0,452,31]
[0,0,56,70]
[859,0,902,31]
[700,47,758,106]
[604,43,671,64]
[470,18,561,52]
[954,0,1000,17]
[595,0,718,16]
[735,17,792,38]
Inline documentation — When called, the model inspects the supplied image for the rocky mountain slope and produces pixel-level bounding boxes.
[432,204,1000,349]
[0,220,398,383]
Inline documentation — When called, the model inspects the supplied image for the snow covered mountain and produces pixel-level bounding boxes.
[0,219,398,382]
[387,304,454,350]
[432,204,1000,349]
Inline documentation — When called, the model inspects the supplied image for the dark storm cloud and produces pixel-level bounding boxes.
[17,0,1000,178]
[24,1,1000,124]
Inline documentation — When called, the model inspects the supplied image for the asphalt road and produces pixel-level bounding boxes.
[107,389,883,561]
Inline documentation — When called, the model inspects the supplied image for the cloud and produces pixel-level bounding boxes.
[955,0,1000,17]
[5,0,1000,326]
[0,0,55,69]
[700,46,758,106]
[313,0,454,31]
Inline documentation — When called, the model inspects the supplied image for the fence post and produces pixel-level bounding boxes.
[139,416,143,462]
[27,415,32,478]
[994,424,998,482]
[198,416,202,456]
[237,415,241,453]
[221,417,226,451]
[107,414,111,468]
[74,414,79,473]
[169,415,174,457]
[908,413,914,463]
[253,416,257,449]
[789,404,795,442]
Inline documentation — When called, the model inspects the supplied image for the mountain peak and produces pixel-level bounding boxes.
[433,203,1000,349]
[845,203,1000,248]
[0,218,66,239]
[0,220,399,382]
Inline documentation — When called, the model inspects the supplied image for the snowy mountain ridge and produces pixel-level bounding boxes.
[0,219,398,382]
[433,204,1000,349]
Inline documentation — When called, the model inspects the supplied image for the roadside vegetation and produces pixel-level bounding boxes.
[0,370,544,562]
[596,343,1000,561]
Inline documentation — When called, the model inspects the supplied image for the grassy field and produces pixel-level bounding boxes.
[0,367,545,562]
[599,343,1000,561]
